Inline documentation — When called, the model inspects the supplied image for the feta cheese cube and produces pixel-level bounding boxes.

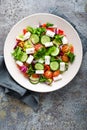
[16,60,23,66]
[53,74,62,81]
[44,42,53,47]
[46,30,55,37]
[62,36,68,44]
[24,32,31,40]
[60,62,65,71]
[45,56,50,65]
[26,55,34,64]
[26,48,35,54]
[36,70,44,74]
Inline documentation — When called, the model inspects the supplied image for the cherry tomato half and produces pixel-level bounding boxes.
[44,70,53,79]
[53,70,60,77]
[34,44,43,51]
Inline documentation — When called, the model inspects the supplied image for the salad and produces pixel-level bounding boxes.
[12,22,75,85]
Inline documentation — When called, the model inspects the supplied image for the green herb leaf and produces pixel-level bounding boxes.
[12,46,22,60]
[33,28,37,34]
[54,34,63,44]
[39,76,47,82]
[50,56,62,63]
[27,26,46,35]
[26,26,33,33]
[67,52,75,63]
[34,47,46,59]
[50,56,56,62]
[45,46,56,56]
[46,22,54,27]
[27,65,35,75]
[35,27,46,35]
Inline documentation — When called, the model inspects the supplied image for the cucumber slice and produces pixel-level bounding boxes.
[50,61,59,71]
[35,63,44,70]
[31,34,39,44]
[38,58,44,63]
[29,75,39,84]
[29,79,39,84]
[41,35,50,44]
[20,52,28,62]
[51,46,60,56]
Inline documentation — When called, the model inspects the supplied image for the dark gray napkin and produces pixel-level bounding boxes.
[0,56,40,112]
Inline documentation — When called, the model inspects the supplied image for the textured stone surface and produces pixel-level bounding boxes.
[0,0,87,130]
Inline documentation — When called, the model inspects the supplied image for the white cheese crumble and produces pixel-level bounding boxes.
[60,62,65,71]
[16,60,23,66]
[53,74,62,81]
[44,42,53,47]
[46,30,55,37]
[35,70,44,74]
[26,48,35,54]
[62,36,68,44]
[26,55,34,64]
[45,56,50,65]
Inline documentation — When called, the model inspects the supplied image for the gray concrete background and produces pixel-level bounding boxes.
[0,0,87,130]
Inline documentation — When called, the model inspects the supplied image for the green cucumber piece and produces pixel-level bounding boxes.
[20,52,28,62]
[51,46,60,56]
[50,61,59,71]
[29,75,39,84]
[35,63,44,70]
[31,34,39,44]
[29,79,39,84]
[41,35,50,44]
[38,58,44,63]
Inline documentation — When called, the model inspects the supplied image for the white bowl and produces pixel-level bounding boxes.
[4,13,83,93]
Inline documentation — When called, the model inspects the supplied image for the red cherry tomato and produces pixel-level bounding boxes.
[70,45,74,53]
[47,28,55,32]
[58,29,64,35]
[41,23,47,28]
[32,74,39,78]
[44,65,50,72]
[23,73,29,78]
[34,44,43,51]
[53,70,60,77]
[23,29,27,35]
[44,70,53,79]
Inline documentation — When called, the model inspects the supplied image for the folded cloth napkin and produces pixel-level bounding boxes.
[0,56,40,112]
